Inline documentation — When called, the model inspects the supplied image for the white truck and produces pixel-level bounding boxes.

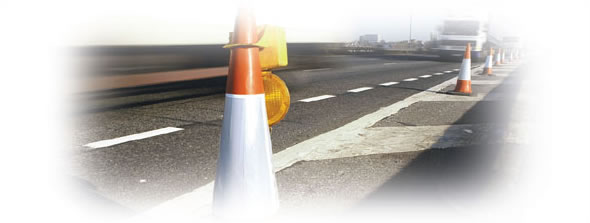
[433,17,495,61]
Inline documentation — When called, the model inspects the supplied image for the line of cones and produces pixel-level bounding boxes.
[451,43,520,95]
[213,7,523,218]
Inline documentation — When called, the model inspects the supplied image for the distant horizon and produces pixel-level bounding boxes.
[66,1,522,46]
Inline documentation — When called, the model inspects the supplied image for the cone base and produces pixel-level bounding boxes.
[452,80,472,95]
[447,91,472,96]
[481,68,493,75]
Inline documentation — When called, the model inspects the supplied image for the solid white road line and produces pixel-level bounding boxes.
[403,78,418,81]
[419,75,432,78]
[379,82,399,86]
[303,68,332,72]
[299,95,336,102]
[433,72,444,75]
[444,71,453,73]
[347,87,373,93]
[383,62,397,65]
[84,127,184,149]
[453,69,460,71]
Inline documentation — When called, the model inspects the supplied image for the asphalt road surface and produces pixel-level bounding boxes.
[71,54,481,215]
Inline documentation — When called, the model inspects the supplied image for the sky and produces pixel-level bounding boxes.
[65,0,525,46]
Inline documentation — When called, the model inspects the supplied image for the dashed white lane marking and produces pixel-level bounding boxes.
[299,95,336,102]
[403,78,418,81]
[453,69,460,71]
[303,68,332,72]
[383,62,397,65]
[433,72,444,75]
[444,71,453,73]
[419,75,432,78]
[379,82,399,86]
[84,127,184,149]
[347,87,373,93]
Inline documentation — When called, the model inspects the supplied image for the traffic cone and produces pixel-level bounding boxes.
[482,47,494,75]
[495,48,502,65]
[213,8,279,218]
[451,43,472,95]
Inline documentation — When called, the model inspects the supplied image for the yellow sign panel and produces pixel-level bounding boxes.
[257,25,288,70]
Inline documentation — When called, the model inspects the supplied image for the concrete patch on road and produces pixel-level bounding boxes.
[373,101,504,127]
[471,80,503,85]
[300,123,517,161]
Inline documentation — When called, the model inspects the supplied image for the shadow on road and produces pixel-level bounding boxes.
[357,69,524,214]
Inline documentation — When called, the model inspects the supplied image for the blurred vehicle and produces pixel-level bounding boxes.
[432,17,490,61]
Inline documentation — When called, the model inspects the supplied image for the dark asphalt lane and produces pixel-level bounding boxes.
[71,55,479,210]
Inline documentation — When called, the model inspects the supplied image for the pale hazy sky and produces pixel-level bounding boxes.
[66,0,525,46]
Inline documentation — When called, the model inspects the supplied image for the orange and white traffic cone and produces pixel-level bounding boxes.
[495,48,502,65]
[213,8,279,218]
[451,43,472,95]
[482,47,494,75]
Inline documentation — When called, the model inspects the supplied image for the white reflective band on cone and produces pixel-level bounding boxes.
[213,93,279,217]
[484,55,493,68]
[458,58,471,81]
